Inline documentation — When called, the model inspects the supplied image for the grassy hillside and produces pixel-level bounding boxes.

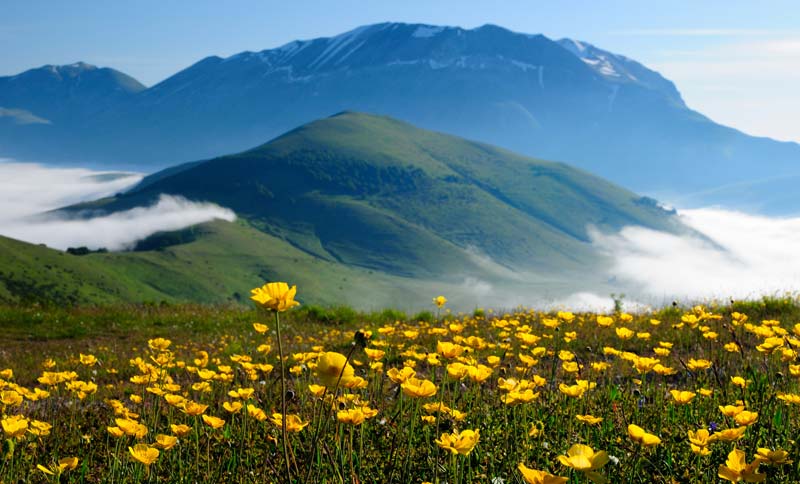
[96,112,682,278]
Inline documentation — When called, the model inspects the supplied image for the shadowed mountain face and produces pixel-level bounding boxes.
[84,112,682,278]
[1,22,798,210]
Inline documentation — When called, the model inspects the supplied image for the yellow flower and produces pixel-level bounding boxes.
[401,377,437,398]
[0,390,23,406]
[147,338,172,351]
[575,414,603,425]
[714,427,747,442]
[28,420,52,436]
[435,429,479,455]
[314,352,355,387]
[718,448,765,483]
[269,414,309,432]
[336,408,366,425]
[170,424,192,437]
[687,358,712,371]
[202,415,226,429]
[180,401,208,416]
[557,444,609,483]
[252,323,269,334]
[37,457,79,476]
[247,405,267,421]
[250,282,300,312]
[669,390,696,405]
[155,434,178,450]
[688,428,714,447]
[719,404,745,418]
[754,448,792,465]
[223,401,243,413]
[433,295,447,307]
[79,353,97,366]
[734,411,758,426]
[107,426,125,438]
[364,348,385,360]
[518,463,568,484]
[115,418,148,438]
[129,444,159,466]
[437,341,464,359]
[615,327,634,340]
[627,424,661,446]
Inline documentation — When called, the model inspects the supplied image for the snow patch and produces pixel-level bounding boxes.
[310,25,371,69]
[412,26,444,38]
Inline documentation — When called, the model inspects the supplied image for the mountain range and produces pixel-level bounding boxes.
[1,22,798,213]
[0,112,683,307]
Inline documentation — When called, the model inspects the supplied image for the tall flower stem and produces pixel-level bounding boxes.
[275,310,291,483]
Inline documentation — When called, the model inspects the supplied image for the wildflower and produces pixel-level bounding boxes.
[433,295,447,307]
[170,424,192,437]
[734,411,758,426]
[0,390,23,406]
[180,401,208,416]
[314,352,355,387]
[401,377,437,398]
[557,444,609,484]
[437,341,464,359]
[155,434,178,450]
[79,353,97,366]
[628,424,661,446]
[719,404,745,418]
[337,408,366,425]
[731,376,748,388]
[575,414,603,425]
[669,390,696,404]
[754,448,792,465]
[687,358,712,371]
[37,457,79,476]
[517,463,568,484]
[435,429,479,455]
[246,405,267,421]
[202,415,226,429]
[129,444,159,466]
[269,414,309,432]
[714,427,747,442]
[250,282,300,312]
[718,448,765,483]
[147,338,172,351]
[223,401,243,413]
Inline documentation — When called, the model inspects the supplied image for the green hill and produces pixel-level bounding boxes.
[2,112,683,308]
[97,112,682,276]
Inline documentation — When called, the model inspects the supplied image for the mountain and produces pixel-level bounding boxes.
[2,112,683,307]
[0,62,144,123]
[2,22,798,210]
[70,112,682,277]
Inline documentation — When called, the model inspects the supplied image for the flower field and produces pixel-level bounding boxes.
[2,287,800,483]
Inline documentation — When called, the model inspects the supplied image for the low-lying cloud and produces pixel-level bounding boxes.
[592,207,800,302]
[0,160,236,251]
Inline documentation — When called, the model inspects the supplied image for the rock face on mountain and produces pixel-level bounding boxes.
[1,23,798,207]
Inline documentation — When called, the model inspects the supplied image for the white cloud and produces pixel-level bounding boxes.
[0,160,236,251]
[0,159,143,221]
[592,208,800,302]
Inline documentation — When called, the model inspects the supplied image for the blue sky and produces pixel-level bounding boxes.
[3,0,800,141]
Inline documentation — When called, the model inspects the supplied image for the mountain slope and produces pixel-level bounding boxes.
[2,23,798,209]
[83,112,681,279]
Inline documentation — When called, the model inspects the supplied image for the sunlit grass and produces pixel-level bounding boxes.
[2,293,800,482]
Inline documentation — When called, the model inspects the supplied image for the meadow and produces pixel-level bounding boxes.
[2,286,800,483]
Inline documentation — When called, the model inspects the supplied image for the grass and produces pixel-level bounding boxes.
[2,294,800,482]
